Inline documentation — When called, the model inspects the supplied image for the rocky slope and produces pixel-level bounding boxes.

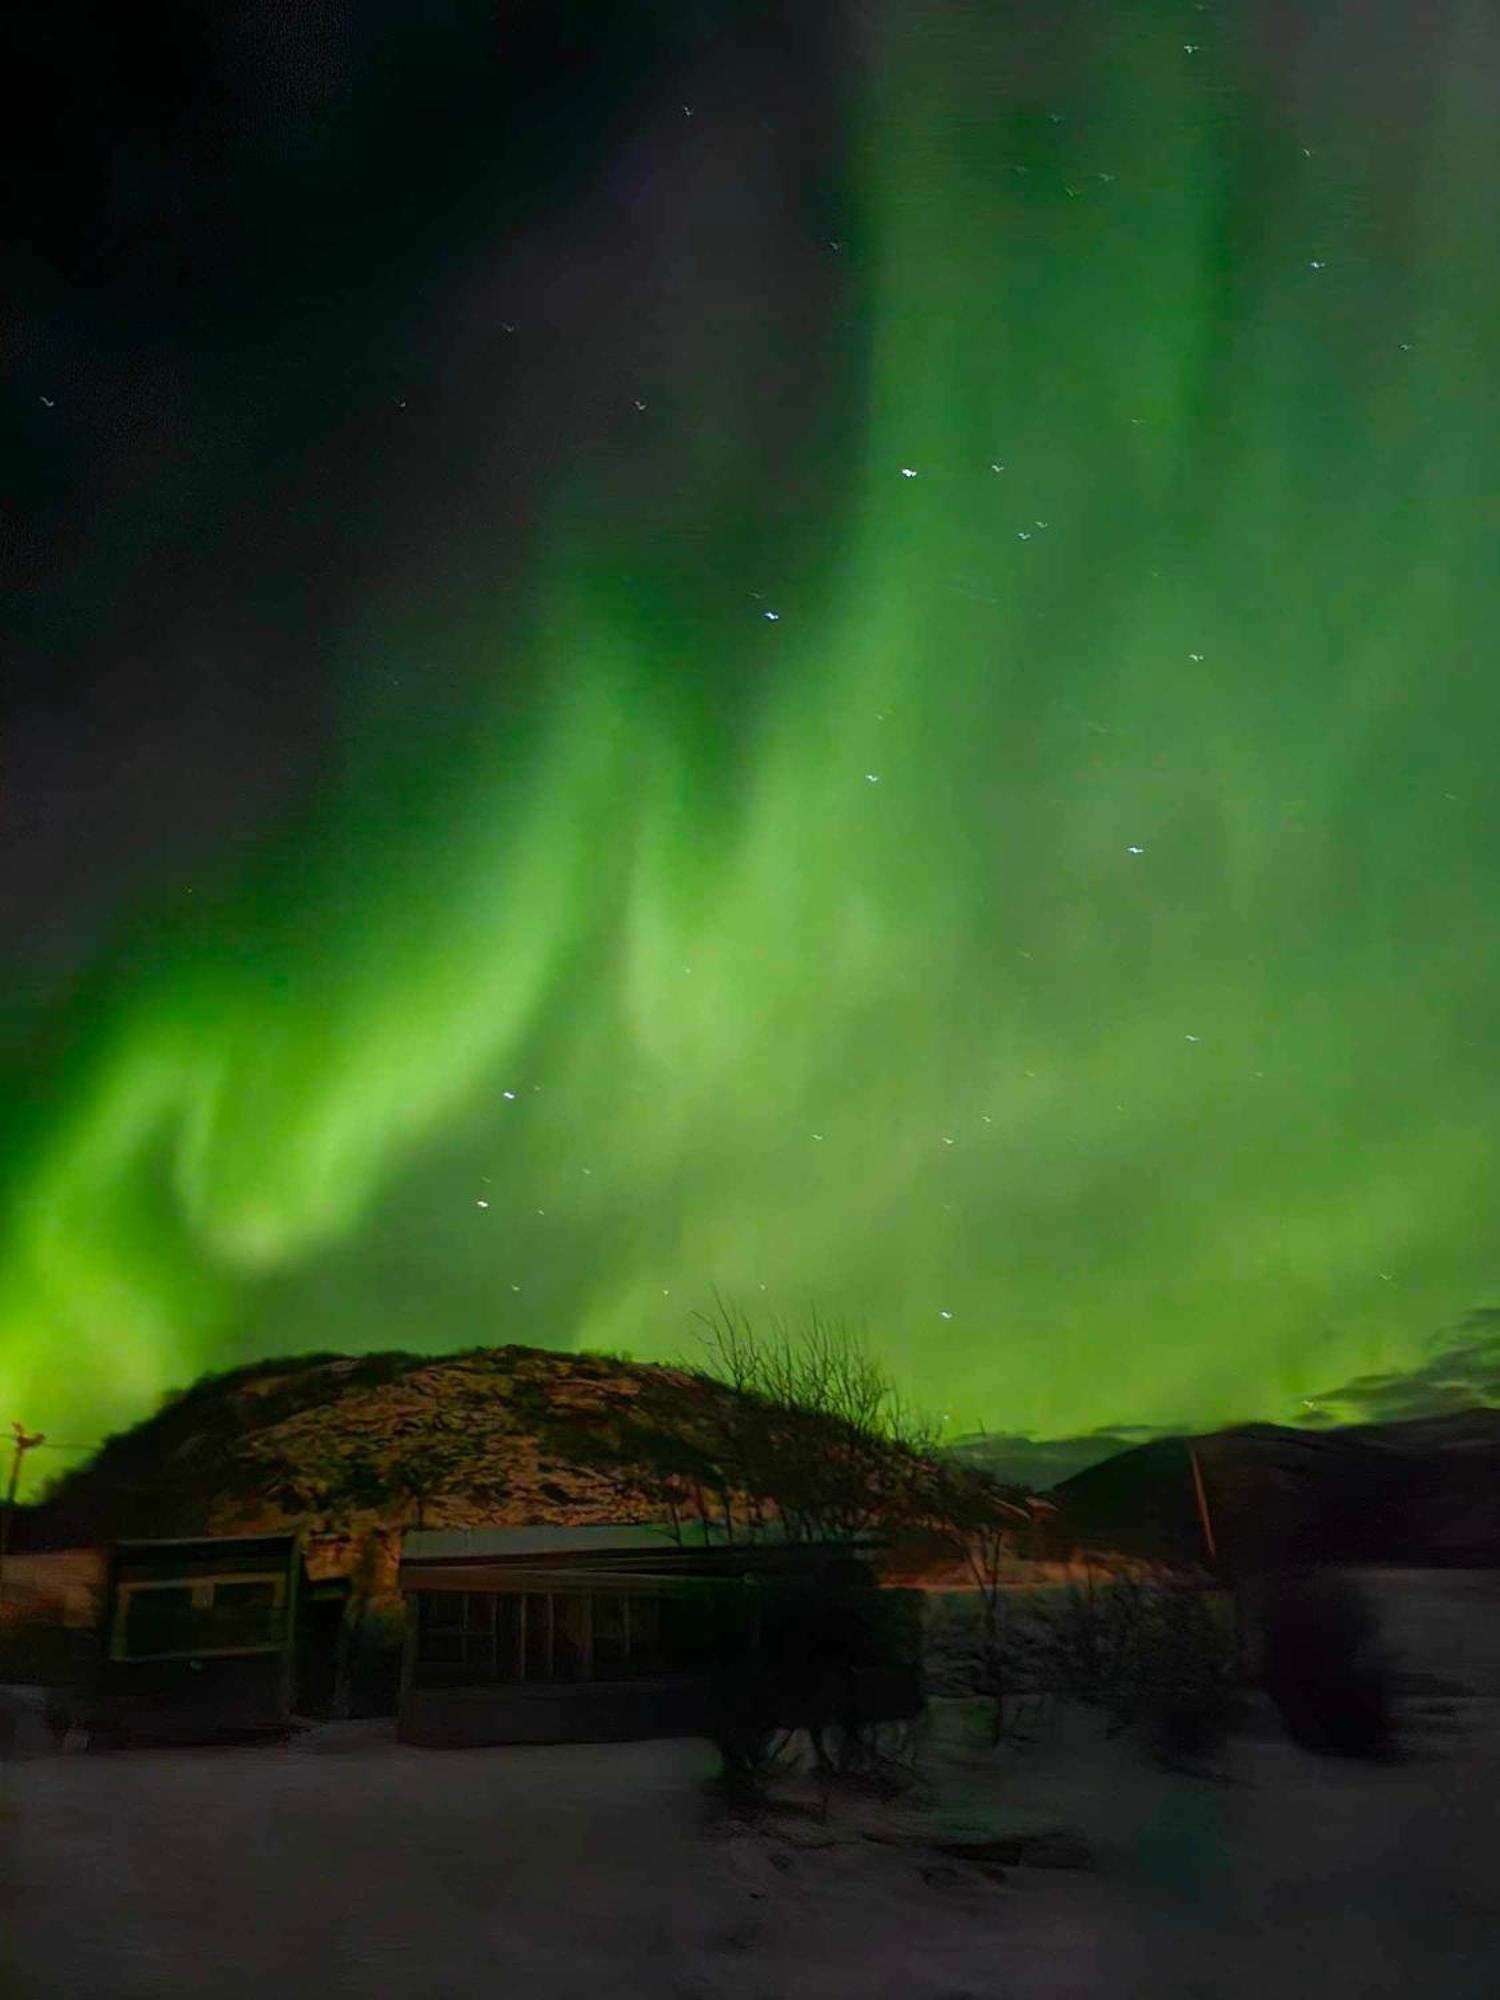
[16,1344,957,1598]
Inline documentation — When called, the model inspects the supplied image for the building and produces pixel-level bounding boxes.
[0,1545,107,1632]
[397,1523,924,1748]
[11,1523,922,1752]
[74,1533,348,1745]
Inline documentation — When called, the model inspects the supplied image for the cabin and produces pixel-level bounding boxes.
[398,1523,924,1748]
[77,1533,348,1745]
[17,1523,921,1752]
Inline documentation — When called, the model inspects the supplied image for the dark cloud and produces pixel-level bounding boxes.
[1305,1308,1500,1425]
[953,1313,1500,1484]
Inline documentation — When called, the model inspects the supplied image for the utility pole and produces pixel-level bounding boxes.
[0,1422,47,1621]
[1188,1443,1218,1566]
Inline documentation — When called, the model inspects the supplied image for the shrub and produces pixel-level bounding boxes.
[1023,1561,1153,1707]
[707,1581,923,1798]
[1022,1561,1244,1768]
[1254,1565,1395,1759]
[1128,1578,1246,1768]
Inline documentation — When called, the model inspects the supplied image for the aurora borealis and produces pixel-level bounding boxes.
[7,1,1500,1489]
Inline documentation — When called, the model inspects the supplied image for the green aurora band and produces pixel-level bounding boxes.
[6,2,1500,1480]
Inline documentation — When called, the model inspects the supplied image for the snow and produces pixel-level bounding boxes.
[4,1687,1500,1998]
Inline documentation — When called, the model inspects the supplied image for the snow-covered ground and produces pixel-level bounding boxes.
[3,1687,1499,2000]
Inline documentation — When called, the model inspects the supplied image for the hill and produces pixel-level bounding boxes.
[26,1345,1492,1591]
[20,1347,772,1552]
[13,1343,980,1606]
[1045,1407,1500,1570]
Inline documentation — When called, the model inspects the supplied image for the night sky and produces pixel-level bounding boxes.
[7,0,1500,1490]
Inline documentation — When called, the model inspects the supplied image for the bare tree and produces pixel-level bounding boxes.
[923,1457,1058,1741]
[687,1295,943,1545]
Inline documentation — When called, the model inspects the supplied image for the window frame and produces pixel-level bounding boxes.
[109,1571,289,1663]
[413,1583,676,1686]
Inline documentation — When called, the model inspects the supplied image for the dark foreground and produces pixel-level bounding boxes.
[3,1688,1499,2000]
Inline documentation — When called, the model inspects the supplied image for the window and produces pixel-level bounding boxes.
[495,1593,523,1678]
[209,1581,281,1650]
[121,1585,198,1659]
[592,1592,627,1678]
[523,1592,552,1680]
[553,1594,589,1681]
[417,1592,495,1674]
[413,1588,675,1685]
[628,1594,662,1675]
[113,1574,287,1660]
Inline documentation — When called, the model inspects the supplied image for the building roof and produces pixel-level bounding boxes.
[399,1523,888,1580]
[403,1524,731,1562]
[400,1528,892,1560]
[112,1532,300,1552]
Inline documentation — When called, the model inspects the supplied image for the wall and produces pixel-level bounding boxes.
[400,1676,715,1747]
[0,1547,106,1630]
[401,1661,923,1748]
